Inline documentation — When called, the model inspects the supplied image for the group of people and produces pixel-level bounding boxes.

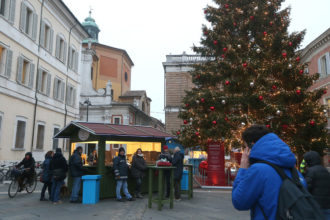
[232,125,330,220]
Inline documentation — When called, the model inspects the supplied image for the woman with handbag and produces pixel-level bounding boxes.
[40,151,54,201]
[50,148,68,204]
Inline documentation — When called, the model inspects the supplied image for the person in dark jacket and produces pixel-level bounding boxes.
[69,146,83,203]
[16,152,35,191]
[113,147,134,202]
[172,147,184,201]
[158,145,172,198]
[50,148,68,204]
[131,148,147,198]
[304,151,330,219]
[87,149,98,166]
[232,125,306,220]
[40,151,54,201]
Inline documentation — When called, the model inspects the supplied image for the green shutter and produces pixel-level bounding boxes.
[49,28,54,53]
[19,3,26,32]
[46,73,51,96]
[28,63,34,88]
[37,68,42,91]
[5,49,13,78]
[32,13,38,40]
[16,56,23,83]
[8,0,16,23]
[40,21,45,47]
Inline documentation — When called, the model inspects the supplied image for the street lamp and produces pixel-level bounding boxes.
[84,99,92,122]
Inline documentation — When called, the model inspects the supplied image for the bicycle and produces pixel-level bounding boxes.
[8,168,37,198]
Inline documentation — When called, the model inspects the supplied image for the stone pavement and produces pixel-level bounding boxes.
[0,184,249,220]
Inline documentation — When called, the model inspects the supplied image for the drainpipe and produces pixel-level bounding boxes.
[30,0,45,152]
[120,53,124,96]
[62,22,78,150]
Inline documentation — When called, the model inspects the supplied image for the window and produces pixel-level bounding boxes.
[19,1,37,40]
[53,78,65,101]
[142,101,145,112]
[124,72,128,82]
[40,20,53,53]
[0,44,13,78]
[68,46,78,72]
[55,34,67,63]
[14,117,26,149]
[17,56,34,88]
[113,144,119,149]
[91,67,93,80]
[319,53,330,76]
[0,0,16,23]
[36,122,45,150]
[114,117,121,125]
[66,84,76,107]
[52,127,60,150]
[65,138,70,152]
[37,68,51,95]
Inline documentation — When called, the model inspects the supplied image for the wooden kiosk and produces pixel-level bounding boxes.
[54,121,173,199]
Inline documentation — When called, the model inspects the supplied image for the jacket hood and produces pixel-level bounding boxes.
[53,152,63,159]
[303,151,321,167]
[249,133,296,168]
[25,152,33,157]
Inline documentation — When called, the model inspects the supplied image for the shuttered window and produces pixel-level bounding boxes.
[0,0,16,23]
[53,78,65,101]
[37,68,51,96]
[17,56,34,88]
[52,127,60,150]
[68,46,78,72]
[40,21,54,53]
[20,2,38,41]
[14,119,26,149]
[36,123,45,150]
[55,35,67,63]
[0,45,13,78]
[66,84,76,107]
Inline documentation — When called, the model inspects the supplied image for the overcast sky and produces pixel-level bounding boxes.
[63,0,330,122]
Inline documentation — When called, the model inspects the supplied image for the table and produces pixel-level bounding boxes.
[148,166,176,211]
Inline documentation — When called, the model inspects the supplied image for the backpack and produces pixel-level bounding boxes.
[256,161,325,220]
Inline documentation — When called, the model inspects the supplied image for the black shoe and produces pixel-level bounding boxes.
[40,198,48,201]
[127,197,135,201]
[116,198,125,202]
[135,193,143,199]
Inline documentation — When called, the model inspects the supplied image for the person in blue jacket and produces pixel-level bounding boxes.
[232,125,306,220]
[40,150,54,201]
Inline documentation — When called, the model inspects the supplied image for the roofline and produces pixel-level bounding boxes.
[301,28,330,62]
[84,42,134,66]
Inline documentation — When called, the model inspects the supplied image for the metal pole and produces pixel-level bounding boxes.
[86,104,89,122]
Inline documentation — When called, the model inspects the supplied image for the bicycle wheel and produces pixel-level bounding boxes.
[0,171,4,183]
[26,176,37,193]
[8,180,19,198]
[5,170,11,181]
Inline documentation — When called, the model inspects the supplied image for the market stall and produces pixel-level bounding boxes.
[54,121,173,198]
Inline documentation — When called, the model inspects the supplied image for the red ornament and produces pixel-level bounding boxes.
[266,124,271,128]
[183,120,188,124]
[185,103,189,107]
[195,132,200,136]
[196,74,201,79]
[204,31,208,36]
[258,95,263,101]
[282,124,288,129]
[269,21,273,26]
[212,120,217,125]
[299,70,303,74]
[224,4,229,8]
[225,80,230,85]
[213,40,218,45]
[310,120,315,126]
[272,85,277,90]
[289,42,293,46]
[263,31,267,36]
[225,117,229,121]
[176,131,181,135]
[233,22,237,26]
[201,98,205,103]
[210,106,215,111]
[243,63,248,68]
[250,16,254,20]
[221,54,226,59]
[204,10,208,14]
[296,89,301,95]
[223,47,227,52]
[282,52,287,58]
[323,89,327,94]
[296,57,300,62]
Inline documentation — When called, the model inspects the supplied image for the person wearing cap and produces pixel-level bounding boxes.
[113,147,134,202]
[159,145,172,198]
[16,152,35,192]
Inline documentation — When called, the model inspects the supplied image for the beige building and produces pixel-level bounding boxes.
[0,0,89,161]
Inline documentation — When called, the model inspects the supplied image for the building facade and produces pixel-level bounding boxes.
[163,53,206,134]
[0,0,88,161]
[301,28,330,128]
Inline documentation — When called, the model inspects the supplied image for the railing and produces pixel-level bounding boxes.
[165,54,214,64]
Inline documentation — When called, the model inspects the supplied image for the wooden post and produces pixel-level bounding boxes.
[98,137,106,196]
[188,165,193,199]
[158,169,163,211]
[170,168,174,209]
[148,168,152,208]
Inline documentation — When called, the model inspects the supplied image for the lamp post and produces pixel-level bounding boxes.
[84,99,92,122]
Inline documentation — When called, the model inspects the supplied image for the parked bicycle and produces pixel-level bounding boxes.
[8,168,37,198]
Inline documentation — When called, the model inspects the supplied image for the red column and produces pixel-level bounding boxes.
[207,142,226,186]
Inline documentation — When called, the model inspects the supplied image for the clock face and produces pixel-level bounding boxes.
[78,129,90,141]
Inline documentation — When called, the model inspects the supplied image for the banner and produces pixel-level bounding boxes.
[207,142,226,186]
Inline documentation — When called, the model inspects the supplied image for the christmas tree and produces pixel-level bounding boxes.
[178,0,328,160]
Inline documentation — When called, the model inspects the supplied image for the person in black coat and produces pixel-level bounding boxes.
[40,151,54,201]
[113,147,134,202]
[16,152,35,191]
[172,147,184,200]
[158,145,172,198]
[69,146,83,203]
[304,151,330,218]
[131,148,147,198]
[50,148,68,204]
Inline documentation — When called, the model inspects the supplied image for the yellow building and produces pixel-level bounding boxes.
[0,0,89,161]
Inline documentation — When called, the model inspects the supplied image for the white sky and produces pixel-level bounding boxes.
[63,0,330,122]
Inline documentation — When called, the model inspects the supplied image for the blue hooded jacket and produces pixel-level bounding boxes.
[232,133,306,220]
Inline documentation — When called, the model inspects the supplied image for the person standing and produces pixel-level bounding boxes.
[158,145,172,198]
[40,151,54,201]
[303,151,330,219]
[50,148,68,204]
[113,147,134,202]
[172,147,184,201]
[131,148,147,198]
[88,149,98,166]
[69,146,84,203]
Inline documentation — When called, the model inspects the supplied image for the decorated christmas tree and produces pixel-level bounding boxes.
[178,0,328,160]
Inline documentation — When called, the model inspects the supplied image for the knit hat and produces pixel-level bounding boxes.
[119,147,125,153]
[163,145,168,150]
